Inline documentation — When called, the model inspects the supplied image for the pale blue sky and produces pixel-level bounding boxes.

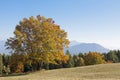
[0,0,120,49]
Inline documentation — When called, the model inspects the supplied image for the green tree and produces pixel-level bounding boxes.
[73,55,79,67]
[79,57,85,66]
[78,53,84,58]
[73,55,85,67]
[64,50,74,68]
[115,50,120,62]
[0,54,2,76]
[106,51,119,63]
[6,15,69,71]
[2,54,11,67]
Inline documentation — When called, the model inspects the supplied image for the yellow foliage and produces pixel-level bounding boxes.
[6,15,70,70]
[84,52,105,65]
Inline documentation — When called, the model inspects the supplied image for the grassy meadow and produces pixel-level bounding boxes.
[1,63,120,80]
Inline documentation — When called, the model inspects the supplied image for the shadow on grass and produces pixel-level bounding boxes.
[1,72,28,77]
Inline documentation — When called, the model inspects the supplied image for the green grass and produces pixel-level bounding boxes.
[1,63,120,80]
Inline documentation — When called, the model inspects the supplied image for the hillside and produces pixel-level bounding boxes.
[65,42,109,54]
[2,63,120,80]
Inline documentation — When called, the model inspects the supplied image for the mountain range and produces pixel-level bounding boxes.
[65,41,109,54]
[0,41,109,54]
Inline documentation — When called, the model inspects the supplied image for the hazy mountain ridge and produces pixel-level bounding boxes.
[65,41,110,54]
[69,41,80,47]
[0,41,109,54]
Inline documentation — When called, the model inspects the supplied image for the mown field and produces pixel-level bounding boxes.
[1,63,120,80]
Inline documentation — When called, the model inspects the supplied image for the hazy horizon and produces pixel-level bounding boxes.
[0,0,120,50]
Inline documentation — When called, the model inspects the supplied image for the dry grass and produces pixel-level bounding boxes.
[1,63,120,80]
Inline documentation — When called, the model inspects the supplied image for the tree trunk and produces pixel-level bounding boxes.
[40,61,43,70]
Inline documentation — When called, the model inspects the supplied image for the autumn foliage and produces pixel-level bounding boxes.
[3,15,117,74]
[84,52,105,65]
[6,15,69,72]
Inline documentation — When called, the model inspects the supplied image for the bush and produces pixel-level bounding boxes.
[10,61,24,73]
[2,65,11,75]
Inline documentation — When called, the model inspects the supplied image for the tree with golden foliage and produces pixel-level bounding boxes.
[6,15,69,71]
[84,52,105,65]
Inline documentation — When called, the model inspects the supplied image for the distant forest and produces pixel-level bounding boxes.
[1,50,120,75]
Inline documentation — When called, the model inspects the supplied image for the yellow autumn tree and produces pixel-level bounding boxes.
[84,52,105,65]
[6,15,69,70]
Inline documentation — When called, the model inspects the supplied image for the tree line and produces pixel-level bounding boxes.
[1,50,120,74]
